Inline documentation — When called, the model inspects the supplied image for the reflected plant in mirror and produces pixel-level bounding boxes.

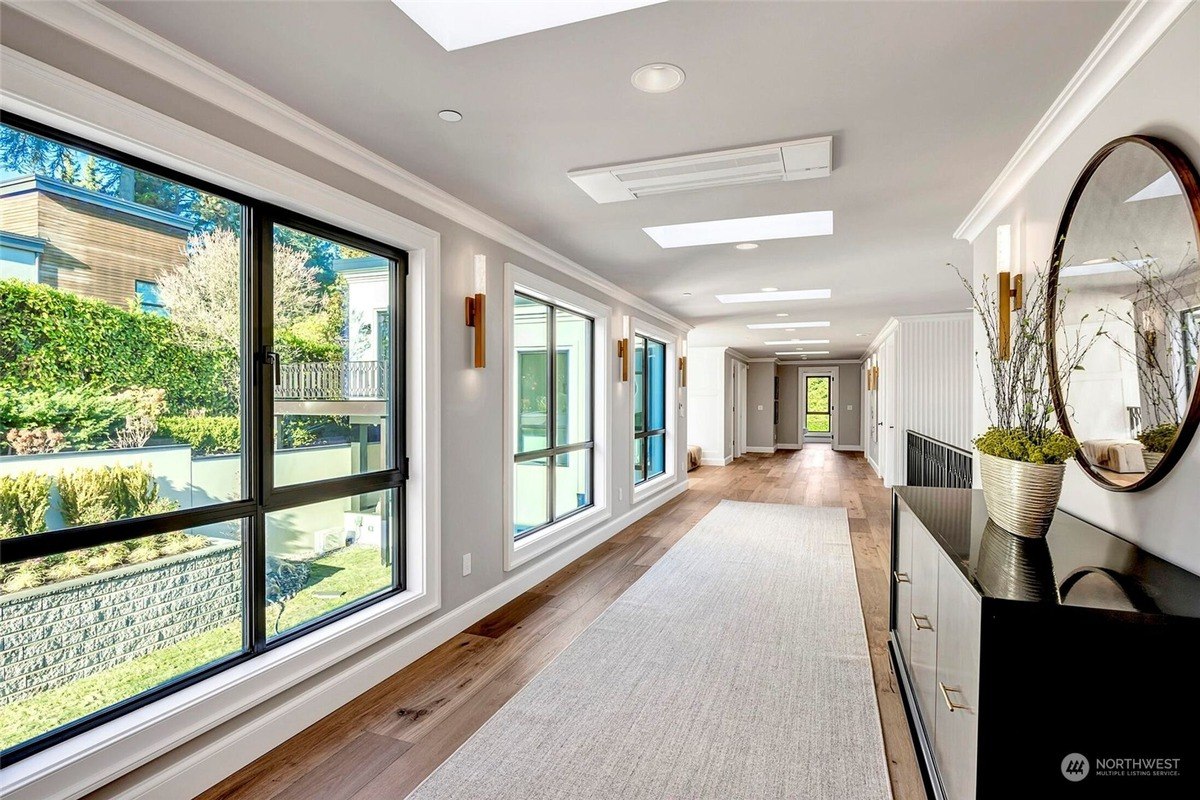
[1049,135,1200,491]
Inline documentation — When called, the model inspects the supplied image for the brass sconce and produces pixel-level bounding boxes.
[465,255,486,368]
[678,356,687,388]
[995,224,1024,361]
[617,338,630,382]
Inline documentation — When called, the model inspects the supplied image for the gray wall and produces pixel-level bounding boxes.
[777,366,800,445]
[0,0,691,737]
[970,4,1200,573]
[746,361,776,450]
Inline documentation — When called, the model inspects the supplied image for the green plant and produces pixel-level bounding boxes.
[157,415,240,455]
[1,389,128,450]
[0,531,208,594]
[57,464,177,527]
[974,427,1079,465]
[5,426,66,455]
[0,472,52,538]
[0,280,236,415]
[1137,422,1178,454]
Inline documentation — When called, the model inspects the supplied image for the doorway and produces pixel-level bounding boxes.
[801,371,836,443]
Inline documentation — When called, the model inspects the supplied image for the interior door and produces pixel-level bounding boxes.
[880,334,899,486]
[804,374,833,441]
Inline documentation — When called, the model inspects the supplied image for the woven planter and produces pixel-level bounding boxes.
[978,452,1065,538]
[1143,451,1165,472]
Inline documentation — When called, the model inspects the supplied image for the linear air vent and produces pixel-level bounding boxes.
[568,136,832,203]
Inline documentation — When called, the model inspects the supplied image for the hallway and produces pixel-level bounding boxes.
[199,447,924,800]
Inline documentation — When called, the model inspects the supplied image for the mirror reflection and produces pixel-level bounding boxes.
[1056,139,1199,488]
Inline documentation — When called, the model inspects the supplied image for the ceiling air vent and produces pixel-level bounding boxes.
[568,136,832,203]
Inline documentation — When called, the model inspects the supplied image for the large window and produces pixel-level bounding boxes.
[512,293,594,538]
[633,334,667,485]
[0,117,406,762]
[806,375,832,435]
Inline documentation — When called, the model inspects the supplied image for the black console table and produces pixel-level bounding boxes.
[890,486,1200,800]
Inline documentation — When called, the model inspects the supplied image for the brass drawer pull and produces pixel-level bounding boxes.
[894,571,910,584]
[940,682,971,713]
[911,613,933,631]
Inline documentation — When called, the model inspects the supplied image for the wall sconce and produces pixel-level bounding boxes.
[677,355,687,388]
[996,223,1024,361]
[465,254,486,368]
[617,338,630,382]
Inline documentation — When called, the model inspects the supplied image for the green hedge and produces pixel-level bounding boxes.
[0,280,235,414]
[157,416,240,455]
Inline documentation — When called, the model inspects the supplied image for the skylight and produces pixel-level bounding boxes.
[643,211,833,249]
[777,351,830,356]
[764,339,830,345]
[746,321,830,330]
[716,289,831,304]
[393,0,664,51]
[1125,173,1182,203]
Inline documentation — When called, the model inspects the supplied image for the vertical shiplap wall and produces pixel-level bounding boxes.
[899,313,974,452]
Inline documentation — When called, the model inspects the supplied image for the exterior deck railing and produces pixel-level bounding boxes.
[276,361,387,401]
[905,430,973,488]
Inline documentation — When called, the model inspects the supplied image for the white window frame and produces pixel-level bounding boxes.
[629,316,679,504]
[1,49,441,800]
[504,263,611,571]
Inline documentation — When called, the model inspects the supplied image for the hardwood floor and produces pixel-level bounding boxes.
[195,447,925,800]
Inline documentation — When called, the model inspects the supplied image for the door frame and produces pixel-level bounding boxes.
[799,368,838,446]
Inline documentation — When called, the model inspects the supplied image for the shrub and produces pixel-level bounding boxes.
[0,532,208,593]
[1137,422,1178,454]
[57,464,177,527]
[0,389,127,450]
[974,426,1078,465]
[157,415,240,455]
[0,472,52,539]
[0,279,236,414]
[5,427,66,455]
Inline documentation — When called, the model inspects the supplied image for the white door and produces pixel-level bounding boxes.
[880,333,899,486]
[733,361,749,458]
[800,370,836,444]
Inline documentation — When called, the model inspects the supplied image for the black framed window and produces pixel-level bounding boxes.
[633,334,667,485]
[0,116,406,764]
[512,292,594,538]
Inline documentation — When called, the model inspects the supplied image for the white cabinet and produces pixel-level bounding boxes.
[908,520,941,732]
[894,505,914,660]
[934,562,981,800]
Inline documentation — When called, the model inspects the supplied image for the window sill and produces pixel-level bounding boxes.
[505,504,611,571]
[633,471,676,505]
[1,586,439,800]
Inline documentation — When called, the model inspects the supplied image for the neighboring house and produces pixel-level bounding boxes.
[0,174,192,309]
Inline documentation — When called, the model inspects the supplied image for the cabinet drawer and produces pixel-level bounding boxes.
[894,505,915,659]
[908,523,941,733]
[934,563,981,800]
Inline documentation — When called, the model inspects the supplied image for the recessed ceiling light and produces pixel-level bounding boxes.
[776,313,789,317]
[747,321,830,330]
[643,211,833,249]
[760,287,778,292]
[716,289,830,304]
[632,63,685,94]
[855,332,867,337]
[395,0,665,51]
[777,350,830,356]
[764,339,830,345]
[735,242,759,251]
[438,109,463,122]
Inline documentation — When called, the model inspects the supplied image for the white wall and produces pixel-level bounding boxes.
[968,4,1200,573]
[685,346,728,464]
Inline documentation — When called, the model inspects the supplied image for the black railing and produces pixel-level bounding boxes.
[276,361,387,401]
[906,431,973,488]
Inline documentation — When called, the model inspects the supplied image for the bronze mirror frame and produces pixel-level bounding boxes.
[1047,134,1200,492]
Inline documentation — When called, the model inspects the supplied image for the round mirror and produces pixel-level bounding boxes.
[1048,136,1200,491]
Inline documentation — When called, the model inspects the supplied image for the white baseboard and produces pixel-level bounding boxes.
[745,446,776,454]
[776,443,802,450]
[700,456,734,467]
[103,481,690,800]
[834,445,865,452]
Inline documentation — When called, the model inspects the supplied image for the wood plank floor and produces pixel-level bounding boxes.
[195,447,925,800]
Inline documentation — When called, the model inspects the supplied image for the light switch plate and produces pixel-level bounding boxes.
[462,553,472,576]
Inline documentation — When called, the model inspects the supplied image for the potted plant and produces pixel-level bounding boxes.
[1137,422,1177,471]
[955,264,1093,537]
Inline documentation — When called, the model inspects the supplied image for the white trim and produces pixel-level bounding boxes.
[746,357,779,363]
[5,0,691,334]
[745,446,777,453]
[776,443,803,450]
[67,480,689,800]
[952,0,1192,242]
[700,456,734,467]
[0,49,441,800]
[834,445,865,453]
[629,315,680,505]
[799,368,838,447]
[503,263,613,571]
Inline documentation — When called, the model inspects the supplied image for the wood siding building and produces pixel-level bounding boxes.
[0,175,192,307]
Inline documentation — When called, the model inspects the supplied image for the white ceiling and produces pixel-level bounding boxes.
[104,0,1124,358]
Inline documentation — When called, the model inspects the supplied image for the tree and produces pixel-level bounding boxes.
[158,229,320,351]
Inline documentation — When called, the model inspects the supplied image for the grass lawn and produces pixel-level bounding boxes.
[0,545,391,750]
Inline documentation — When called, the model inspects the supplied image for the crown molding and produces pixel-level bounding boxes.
[746,357,780,363]
[6,0,691,333]
[953,0,1192,243]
